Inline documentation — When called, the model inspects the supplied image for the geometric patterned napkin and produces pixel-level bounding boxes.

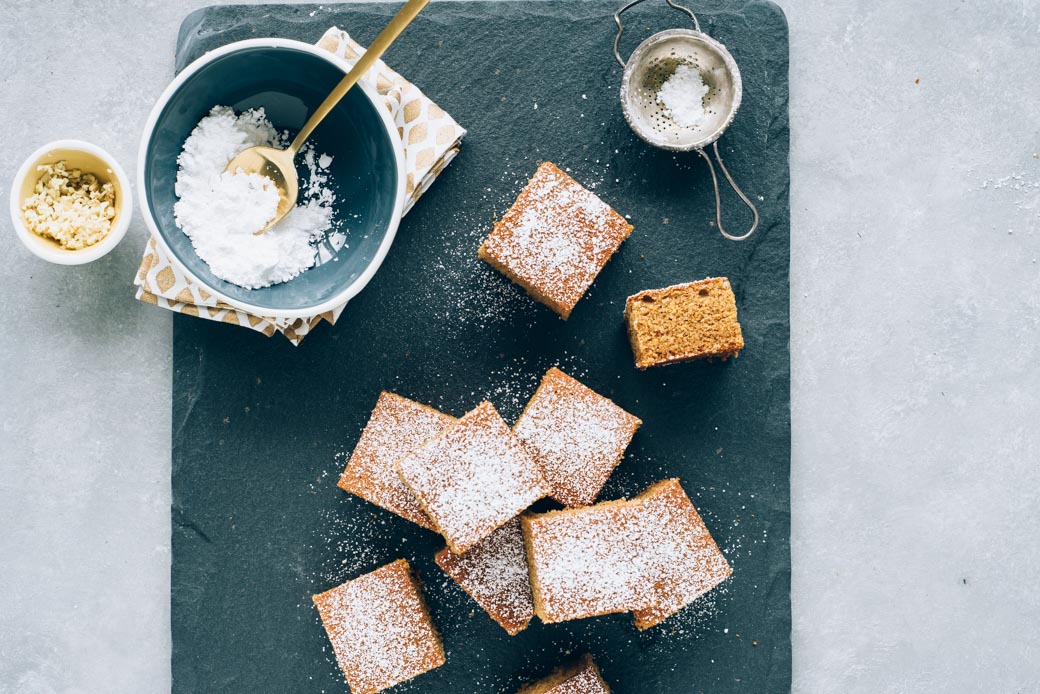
[134,27,467,345]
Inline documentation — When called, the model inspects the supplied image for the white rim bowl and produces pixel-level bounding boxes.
[9,139,133,265]
[136,39,407,320]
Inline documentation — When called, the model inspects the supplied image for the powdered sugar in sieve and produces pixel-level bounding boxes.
[613,0,758,241]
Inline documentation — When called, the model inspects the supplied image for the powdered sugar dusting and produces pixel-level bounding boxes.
[517,655,611,694]
[514,367,641,507]
[434,517,534,635]
[548,667,610,694]
[397,401,548,553]
[338,392,455,531]
[311,559,444,694]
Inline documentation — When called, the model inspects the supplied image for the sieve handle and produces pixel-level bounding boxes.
[613,0,700,67]
[697,142,759,241]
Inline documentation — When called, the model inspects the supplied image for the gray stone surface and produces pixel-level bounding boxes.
[0,1,1037,693]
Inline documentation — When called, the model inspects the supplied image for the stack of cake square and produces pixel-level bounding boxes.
[318,366,730,691]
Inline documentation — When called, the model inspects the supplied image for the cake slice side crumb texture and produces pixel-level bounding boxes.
[434,517,535,635]
[514,367,641,507]
[397,401,549,554]
[478,161,633,319]
[311,559,445,694]
[338,392,455,531]
[624,277,744,369]
[515,654,611,694]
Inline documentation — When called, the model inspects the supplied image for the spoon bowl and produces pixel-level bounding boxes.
[138,38,406,319]
[226,0,429,234]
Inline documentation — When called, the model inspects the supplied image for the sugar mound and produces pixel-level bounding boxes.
[173,105,336,289]
[657,64,710,129]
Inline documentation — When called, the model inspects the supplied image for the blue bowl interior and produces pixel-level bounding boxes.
[144,45,400,313]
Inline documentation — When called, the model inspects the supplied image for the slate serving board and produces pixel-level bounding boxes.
[171,2,790,692]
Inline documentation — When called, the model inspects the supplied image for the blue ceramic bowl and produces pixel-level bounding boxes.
[138,39,406,319]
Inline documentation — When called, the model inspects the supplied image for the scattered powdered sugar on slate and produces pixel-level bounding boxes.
[337,392,455,531]
[313,505,402,585]
[434,517,534,635]
[514,368,641,507]
[423,224,541,331]
[312,559,444,694]
[396,402,549,554]
[472,353,592,424]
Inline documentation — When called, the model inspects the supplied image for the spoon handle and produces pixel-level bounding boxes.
[289,0,431,153]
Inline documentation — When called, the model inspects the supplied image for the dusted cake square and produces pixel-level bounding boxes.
[624,277,744,369]
[522,478,731,628]
[478,162,633,319]
[434,517,535,635]
[521,498,649,623]
[397,401,549,554]
[514,367,641,507]
[311,559,444,694]
[631,479,733,630]
[516,654,611,694]
[338,392,455,530]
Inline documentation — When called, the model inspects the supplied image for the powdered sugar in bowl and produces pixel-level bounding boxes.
[138,39,406,319]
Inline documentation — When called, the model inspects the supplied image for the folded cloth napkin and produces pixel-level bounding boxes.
[134,27,466,345]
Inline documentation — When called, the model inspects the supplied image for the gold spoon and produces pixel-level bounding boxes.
[225,0,430,234]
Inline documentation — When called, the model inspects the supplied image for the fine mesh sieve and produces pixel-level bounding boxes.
[614,0,759,241]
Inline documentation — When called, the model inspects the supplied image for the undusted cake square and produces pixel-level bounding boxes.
[624,277,744,369]
[522,478,731,627]
[631,479,732,630]
[478,162,633,319]
[338,392,455,530]
[312,559,445,694]
[434,517,534,635]
[521,498,649,623]
[514,367,641,507]
[516,654,611,694]
[397,401,549,554]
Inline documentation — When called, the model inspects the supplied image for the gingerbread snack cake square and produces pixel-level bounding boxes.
[631,478,733,630]
[311,559,445,694]
[514,367,641,507]
[434,517,535,635]
[397,401,549,554]
[516,654,611,694]
[624,277,744,369]
[522,478,731,628]
[521,498,649,623]
[338,392,455,530]
[478,162,633,319]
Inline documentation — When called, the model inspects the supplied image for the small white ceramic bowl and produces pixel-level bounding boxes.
[9,139,133,265]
